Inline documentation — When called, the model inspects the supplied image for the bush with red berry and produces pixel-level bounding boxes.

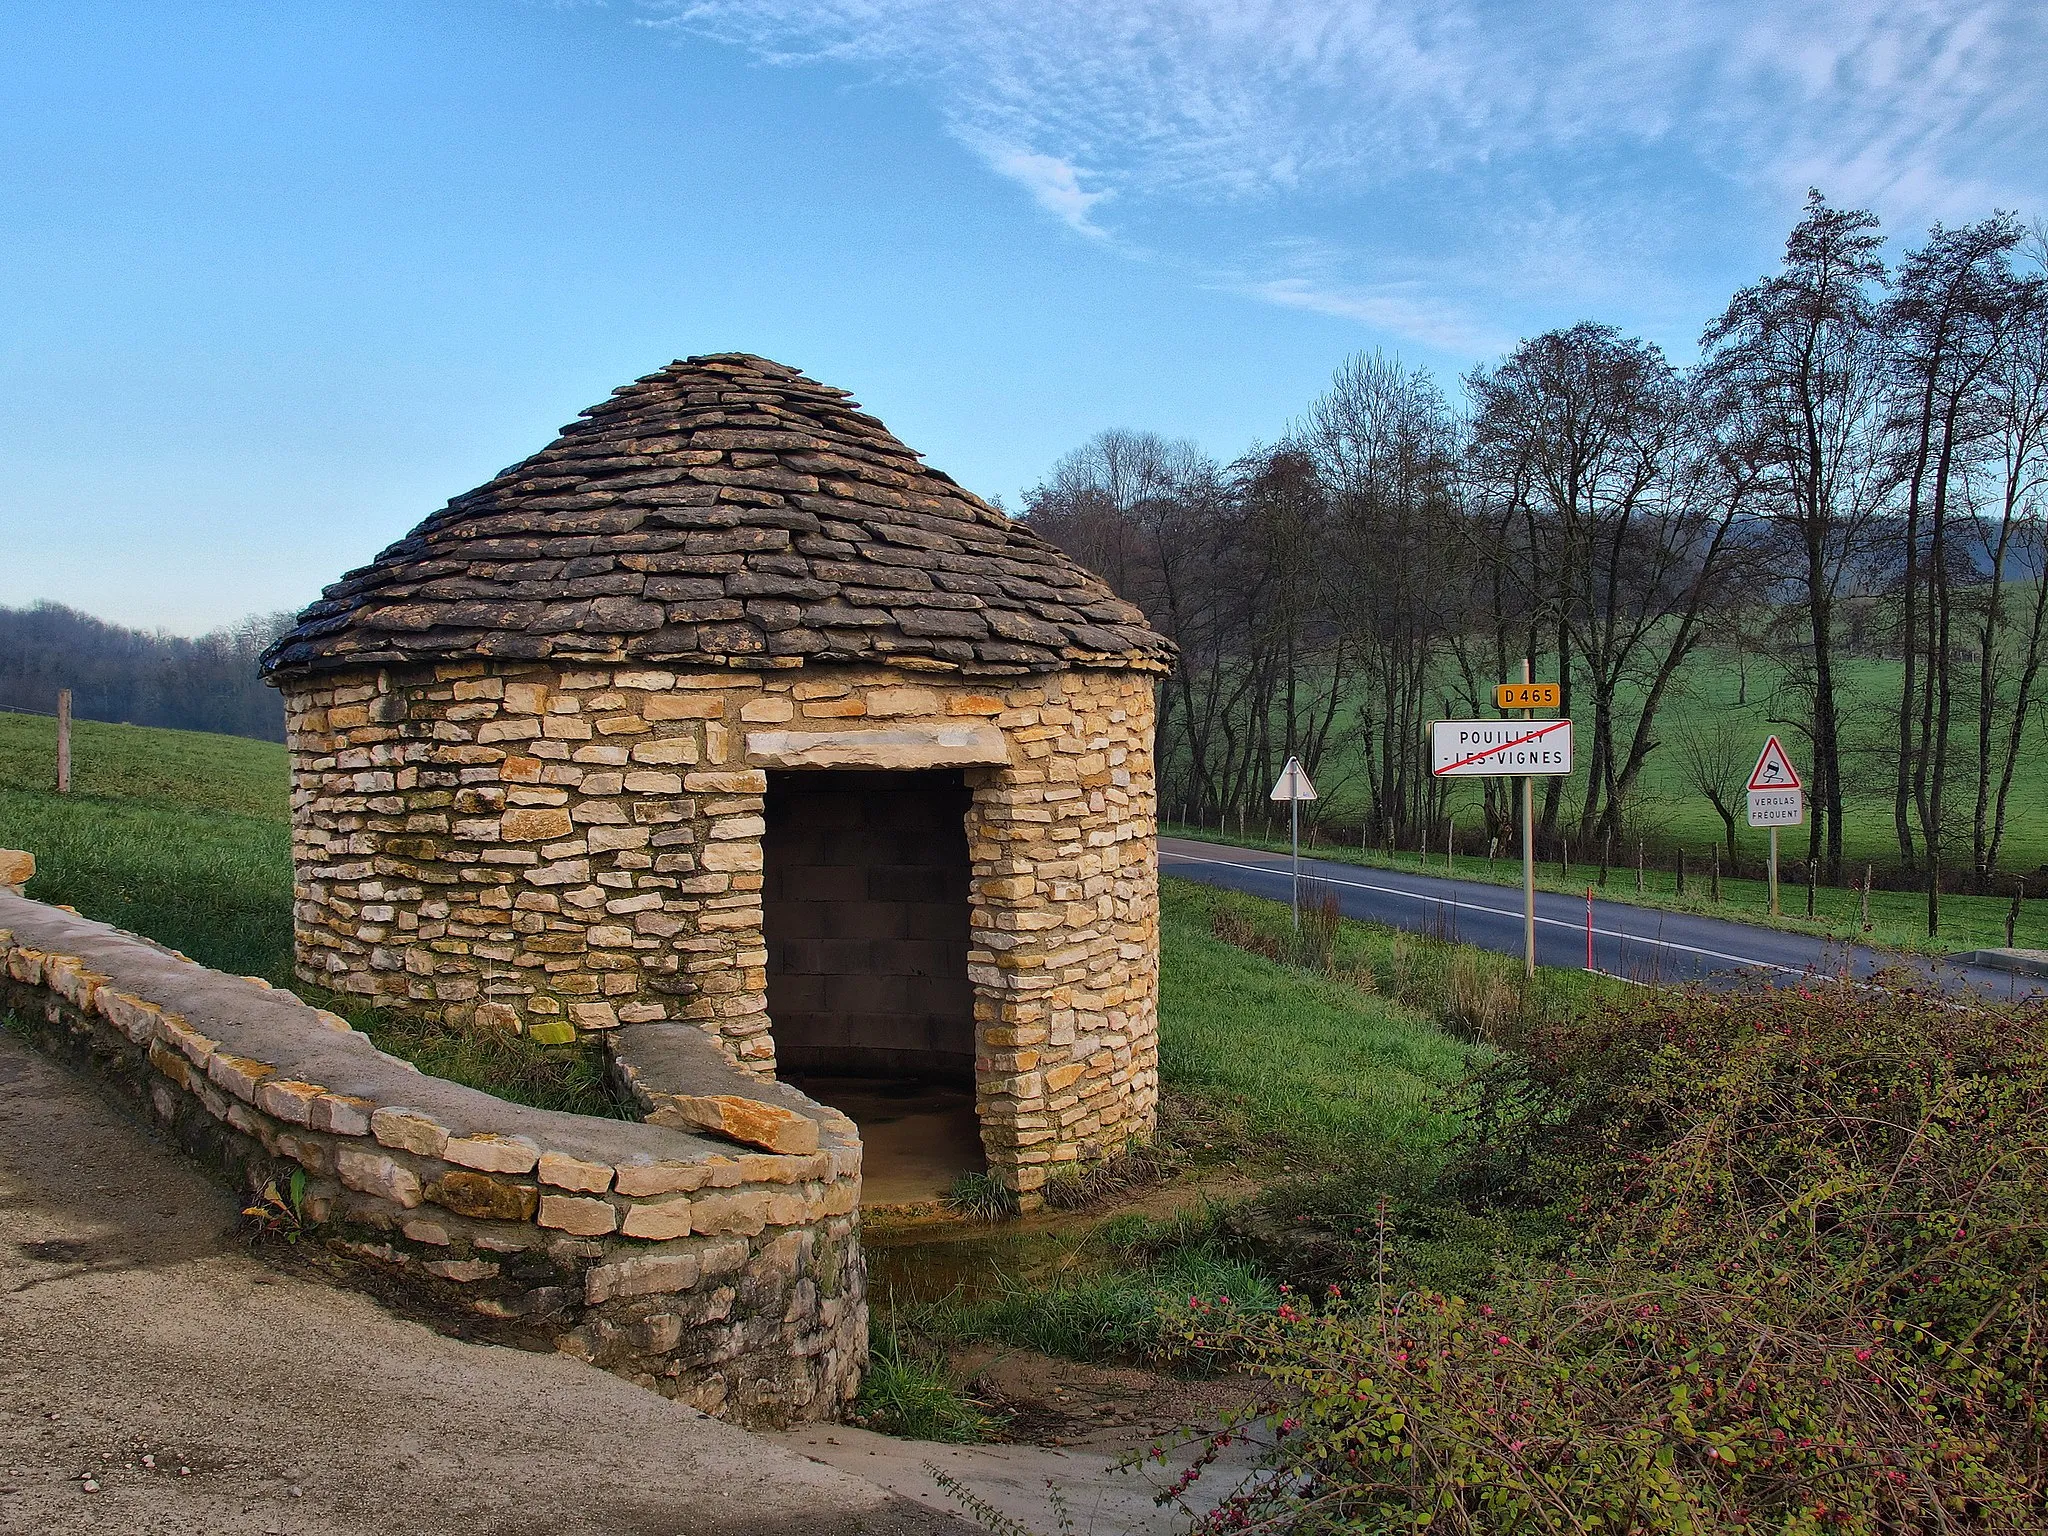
[1169,976,2048,1532]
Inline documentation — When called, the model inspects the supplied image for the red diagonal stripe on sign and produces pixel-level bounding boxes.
[1440,719,1568,774]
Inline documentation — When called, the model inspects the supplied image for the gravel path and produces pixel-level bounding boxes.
[0,1033,978,1536]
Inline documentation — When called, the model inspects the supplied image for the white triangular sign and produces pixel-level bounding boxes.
[1269,756,1318,802]
[1747,736,1802,791]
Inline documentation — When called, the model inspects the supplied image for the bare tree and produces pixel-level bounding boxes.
[1024,430,1351,832]
[1023,430,1249,819]
[1673,708,1752,860]
[1467,325,1743,846]
[1302,351,1465,846]
[1883,216,2029,915]
[1971,250,2048,883]
[1236,443,1350,809]
[1700,191,1891,882]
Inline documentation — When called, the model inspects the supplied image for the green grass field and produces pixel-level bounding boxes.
[0,712,293,977]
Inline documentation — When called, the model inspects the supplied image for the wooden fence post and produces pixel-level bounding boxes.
[56,689,71,794]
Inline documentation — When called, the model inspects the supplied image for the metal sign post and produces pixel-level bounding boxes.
[1431,671,1572,979]
[1269,756,1319,932]
[1745,736,1804,918]
[1520,663,1535,979]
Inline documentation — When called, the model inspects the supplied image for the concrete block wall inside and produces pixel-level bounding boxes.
[762,770,974,1083]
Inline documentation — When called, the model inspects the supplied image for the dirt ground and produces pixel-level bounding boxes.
[0,1027,1280,1536]
[950,1347,1260,1451]
[769,1348,1269,1536]
[0,1033,981,1536]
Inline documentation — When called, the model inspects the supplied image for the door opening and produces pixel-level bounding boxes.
[763,769,980,1204]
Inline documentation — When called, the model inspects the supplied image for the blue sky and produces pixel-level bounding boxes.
[3,1,2043,633]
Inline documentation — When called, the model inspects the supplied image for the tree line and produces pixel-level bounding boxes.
[0,602,294,742]
[1023,194,2048,922]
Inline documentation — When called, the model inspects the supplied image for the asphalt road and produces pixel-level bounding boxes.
[1159,836,2048,999]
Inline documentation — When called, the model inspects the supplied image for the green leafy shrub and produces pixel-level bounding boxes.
[1178,977,2048,1532]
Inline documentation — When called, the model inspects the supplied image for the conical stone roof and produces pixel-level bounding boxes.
[261,354,1173,682]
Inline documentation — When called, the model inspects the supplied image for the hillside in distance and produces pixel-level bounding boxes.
[0,601,292,742]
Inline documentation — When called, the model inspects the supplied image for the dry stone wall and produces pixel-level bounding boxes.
[0,887,864,1426]
[282,659,1159,1196]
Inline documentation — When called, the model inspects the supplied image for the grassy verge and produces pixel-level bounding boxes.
[860,878,1538,1433]
[1160,876,1490,1154]
[1164,821,2031,955]
[0,710,288,819]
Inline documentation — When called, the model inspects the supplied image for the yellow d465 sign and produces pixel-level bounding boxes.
[1494,682,1560,711]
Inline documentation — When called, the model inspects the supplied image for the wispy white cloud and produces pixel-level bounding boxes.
[649,1,2041,211]
[1216,236,1511,354]
[1240,276,1506,356]
[970,140,1112,237]
[637,0,2047,346]
[1701,0,2036,219]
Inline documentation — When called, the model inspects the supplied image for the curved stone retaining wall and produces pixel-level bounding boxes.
[0,886,864,1427]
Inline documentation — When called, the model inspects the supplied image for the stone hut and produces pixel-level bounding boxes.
[261,354,1173,1198]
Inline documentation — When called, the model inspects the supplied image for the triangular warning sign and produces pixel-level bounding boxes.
[1269,756,1319,802]
[1747,736,1802,791]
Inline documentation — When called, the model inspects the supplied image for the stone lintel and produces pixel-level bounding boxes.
[744,721,1008,770]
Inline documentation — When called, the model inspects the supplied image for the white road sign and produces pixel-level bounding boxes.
[1748,789,1804,827]
[1430,719,1573,777]
[1747,736,1802,791]
[1269,756,1318,801]
[1746,735,1804,827]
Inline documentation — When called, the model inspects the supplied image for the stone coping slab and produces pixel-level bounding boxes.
[610,1020,844,1155]
[0,889,853,1184]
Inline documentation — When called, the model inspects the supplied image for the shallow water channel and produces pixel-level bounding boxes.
[861,1210,1106,1309]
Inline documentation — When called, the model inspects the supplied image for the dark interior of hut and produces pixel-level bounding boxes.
[762,769,986,1205]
